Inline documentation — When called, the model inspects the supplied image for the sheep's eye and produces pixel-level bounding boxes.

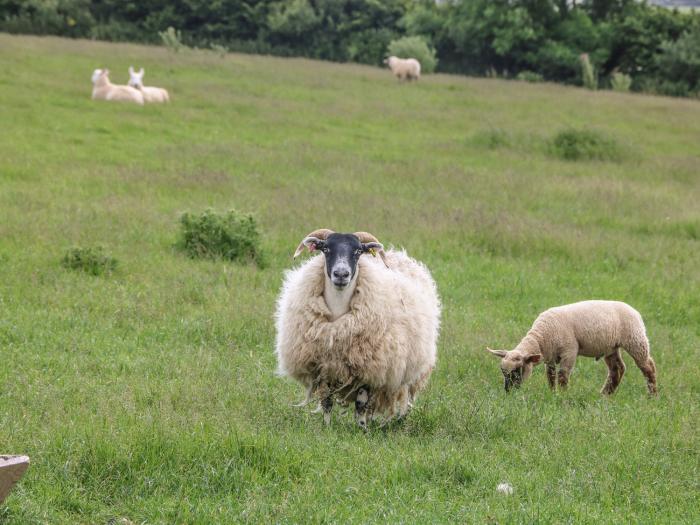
[354,249,362,257]
[321,247,329,253]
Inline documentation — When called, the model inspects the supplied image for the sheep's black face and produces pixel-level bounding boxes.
[314,233,366,289]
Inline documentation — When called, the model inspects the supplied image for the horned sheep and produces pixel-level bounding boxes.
[487,300,658,395]
[384,56,421,81]
[128,67,170,103]
[91,69,144,105]
[275,230,441,429]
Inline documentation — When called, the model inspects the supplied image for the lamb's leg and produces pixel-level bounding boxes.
[546,363,557,390]
[601,350,625,395]
[627,340,657,395]
[557,354,576,390]
[355,386,371,430]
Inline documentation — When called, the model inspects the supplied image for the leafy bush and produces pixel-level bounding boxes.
[656,27,700,96]
[549,128,622,162]
[62,246,117,276]
[159,26,186,53]
[387,35,437,73]
[178,209,266,267]
[471,129,511,149]
[210,43,229,58]
[610,72,632,92]
[579,53,597,90]
[516,71,543,83]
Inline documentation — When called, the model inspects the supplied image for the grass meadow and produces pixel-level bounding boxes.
[0,34,699,524]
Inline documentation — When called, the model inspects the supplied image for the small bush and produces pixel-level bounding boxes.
[549,128,622,162]
[62,247,117,276]
[159,27,186,53]
[610,72,632,92]
[178,209,266,266]
[579,53,597,90]
[387,36,437,73]
[516,71,544,83]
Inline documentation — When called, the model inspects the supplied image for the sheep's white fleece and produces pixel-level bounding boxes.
[387,56,421,81]
[521,300,650,361]
[275,250,440,417]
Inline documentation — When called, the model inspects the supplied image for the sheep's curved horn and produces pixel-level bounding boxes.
[354,231,388,268]
[293,229,334,258]
[486,347,508,358]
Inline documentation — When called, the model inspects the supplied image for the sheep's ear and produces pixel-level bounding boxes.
[526,353,542,364]
[362,242,383,256]
[293,236,325,258]
[486,347,507,358]
[129,66,134,74]
[139,68,144,75]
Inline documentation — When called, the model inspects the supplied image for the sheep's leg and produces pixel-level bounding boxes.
[546,363,557,390]
[628,344,657,395]
[355,386,371,430]
[601,350,626,395]
[321,395,333,425]
[557,354,576,390]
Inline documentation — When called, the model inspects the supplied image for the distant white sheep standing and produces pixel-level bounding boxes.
[384,56,421,81]
[128,66,170,103]
[91,69,144,105]
[487,300,658,395]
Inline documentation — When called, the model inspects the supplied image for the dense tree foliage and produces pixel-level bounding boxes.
[2,0,699,95]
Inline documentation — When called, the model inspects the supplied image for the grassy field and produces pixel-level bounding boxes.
[0,33,699,524]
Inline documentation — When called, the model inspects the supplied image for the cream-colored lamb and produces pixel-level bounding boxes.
[487,300,657,395]
[384,56,421,81]
[128,67,170,103]
[91,69,144,105]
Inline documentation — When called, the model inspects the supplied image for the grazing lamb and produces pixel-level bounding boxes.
[275,230,441,429]
[384,56,421,81]
[128,66,170,103]
[91,69,144,105]
[487,300,657,395]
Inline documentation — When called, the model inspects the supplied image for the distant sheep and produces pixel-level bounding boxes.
[384,56,421,81]
[128,66,170,103]
[275,230,441,429]
[487,300,657,395]
[91,69,144,105]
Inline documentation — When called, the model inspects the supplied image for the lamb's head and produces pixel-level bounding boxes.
[487,348,542,392]
[383,56,396,66]
[128,66,145,89]
[293,229,387,289]
[91,68,107,84]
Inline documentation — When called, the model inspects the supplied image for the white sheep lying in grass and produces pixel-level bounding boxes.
[384,56,421,81]
[91,69,144,105]
[128,66,170,103]
[487,300,657,395]
[275,230,441,429]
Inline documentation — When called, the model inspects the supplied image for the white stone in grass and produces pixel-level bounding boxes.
[496,482,514,495]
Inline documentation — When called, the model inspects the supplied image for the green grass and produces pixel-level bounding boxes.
[0,34,699,524]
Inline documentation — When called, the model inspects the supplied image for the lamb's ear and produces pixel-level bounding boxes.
[139,68,144,75]
[486,347,508,358]
[526,353,542,364]
[129,66,134,74]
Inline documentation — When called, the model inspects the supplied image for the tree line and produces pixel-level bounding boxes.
[2,0,699,96]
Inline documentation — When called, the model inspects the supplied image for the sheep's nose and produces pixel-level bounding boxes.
[333,268,350,279]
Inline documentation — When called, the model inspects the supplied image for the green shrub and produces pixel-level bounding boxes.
[549,128,622,162]
[579,53,597,90]
[387,35,437,73]
[178,209,266,267]
[516,71,543,83]
[159,27,186,53]
[656,27,700,96]
[610,72,632,92]
[210,43,229,58]
[61,246,117,276]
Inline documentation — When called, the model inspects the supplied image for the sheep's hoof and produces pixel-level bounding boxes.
[355,387,370,431]
[321,396,333,426]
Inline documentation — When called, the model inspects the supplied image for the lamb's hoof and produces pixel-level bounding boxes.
[323,411,331,425]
